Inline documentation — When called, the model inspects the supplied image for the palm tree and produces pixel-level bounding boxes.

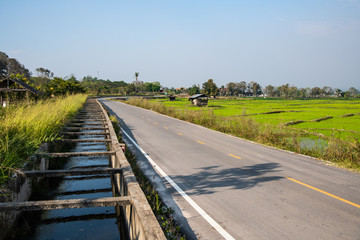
[134,72,139,92]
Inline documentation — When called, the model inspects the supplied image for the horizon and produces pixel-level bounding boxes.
[1,0,359,90]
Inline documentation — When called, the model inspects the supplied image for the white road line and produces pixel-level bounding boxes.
[121,127,235,240]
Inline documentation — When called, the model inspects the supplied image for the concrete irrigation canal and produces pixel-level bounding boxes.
[0,99,165,240]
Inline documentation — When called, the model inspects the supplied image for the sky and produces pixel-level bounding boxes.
[1,0,359,90]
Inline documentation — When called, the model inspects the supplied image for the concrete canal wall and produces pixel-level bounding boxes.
[0,99,165,240]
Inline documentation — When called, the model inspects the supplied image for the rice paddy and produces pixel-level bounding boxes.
[124,97,360,171]
[158,98,360,141]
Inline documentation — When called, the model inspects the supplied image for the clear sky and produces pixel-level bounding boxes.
[1,0,359,89]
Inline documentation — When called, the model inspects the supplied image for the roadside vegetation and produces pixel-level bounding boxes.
[1,49,359,174]
[109,116,185,239]
[124,97,360,172]
[159,98,360,140]
[0,94,87,185]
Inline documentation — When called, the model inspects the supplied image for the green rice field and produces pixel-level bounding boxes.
[124,97,359,170]
[156,98,360,141]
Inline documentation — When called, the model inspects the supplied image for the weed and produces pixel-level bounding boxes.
[109,116,186,239]
[0,94,87,184]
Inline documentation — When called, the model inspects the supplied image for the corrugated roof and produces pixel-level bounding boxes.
[189,94,207,99]
[0,78,42,95]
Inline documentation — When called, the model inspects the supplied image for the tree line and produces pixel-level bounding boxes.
[82,74,161,95]
[223,82,359,98]
[182,79,359,99]
[1,52,162,99]
[1,51,359,101]
[1,52,86,101]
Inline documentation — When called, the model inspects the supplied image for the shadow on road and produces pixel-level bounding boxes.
[172,163,283,195]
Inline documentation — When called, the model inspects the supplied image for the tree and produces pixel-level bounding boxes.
[202,79,218,97]
[7,58,31,79]
[278,84,290,99]
[238,81,247,96]
[310,87,321,98]
[145,82,161,92]
[0,60,6,79]
[175,87,185,94]
[0,52,31,80]
[322,86,333,97]
[0,52,8,79]
[299,88,308,98]
[188,84,200,95]
[134,72,141,92]
[36,67,54,78]
[348,87,359,97]
[226,82,236,96]
[289,86,299,98]
[334,89,342,97]
[247,81,261,97]
[263,85,276,97]
[46,77,86,96]
[219,85,226,96]
[31,67,54,90]
[127,83,136,93]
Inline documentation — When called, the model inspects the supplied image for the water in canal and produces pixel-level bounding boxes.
[9,126,127,240]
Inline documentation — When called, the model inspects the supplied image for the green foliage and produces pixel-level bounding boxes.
[188,84,200,95]
[145,82,161,92]
[81,76,128,95]
[109,117,186,239]
[0,60,7,79]
[0,94,87,185]
[45,77,86,96]
[125,97,360,171]
[202,79,218,96]
[155,97,360,141]
[0,52,31,79]
[80,76,165,95]
[247,81,262,97]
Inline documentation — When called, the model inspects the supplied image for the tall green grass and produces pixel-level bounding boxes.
[126,98,360,171]
[0,94,87,184]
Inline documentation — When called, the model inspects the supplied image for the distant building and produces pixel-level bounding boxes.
[169,95,176,101]
[189,94,208,107]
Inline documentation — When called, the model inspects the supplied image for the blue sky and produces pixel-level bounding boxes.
[1,0,359,89]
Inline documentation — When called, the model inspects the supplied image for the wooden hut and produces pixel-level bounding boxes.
[169,95,176,101]
[189,94,208,107]
[0,77,42,106]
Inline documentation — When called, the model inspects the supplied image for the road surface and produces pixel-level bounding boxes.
[101,99,360,240]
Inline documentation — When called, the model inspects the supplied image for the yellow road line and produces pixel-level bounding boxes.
[228,154,242,159]
[197,141,205,144]
[177,133,183,135]
[286,177,360,209]
[164,127,169,129]
[154,122,158,125]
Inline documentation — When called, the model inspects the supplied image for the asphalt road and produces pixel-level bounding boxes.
[101,100,360,240]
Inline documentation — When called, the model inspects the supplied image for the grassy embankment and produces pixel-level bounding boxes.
[125,97,360,171]
[109,115,185,239]
[0,94,88,185]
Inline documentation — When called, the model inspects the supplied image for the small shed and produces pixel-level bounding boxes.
[0,77,42,106]
[169,95,176,101]
[189,94,208,107]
